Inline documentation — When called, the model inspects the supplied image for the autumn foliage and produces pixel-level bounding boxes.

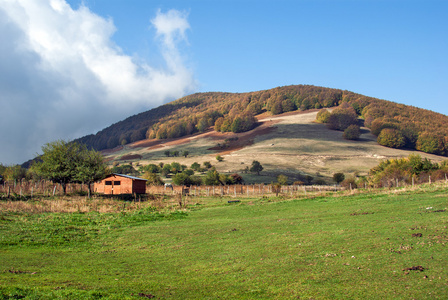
[368,154,447,187]
[73,84,448,157]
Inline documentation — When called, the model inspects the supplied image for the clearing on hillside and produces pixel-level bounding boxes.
[103,110,444,183]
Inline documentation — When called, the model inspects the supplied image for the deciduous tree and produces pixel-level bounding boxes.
[33,140,107,195]
[250,160,263,175]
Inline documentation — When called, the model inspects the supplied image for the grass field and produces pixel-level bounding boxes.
[1,184,448,299]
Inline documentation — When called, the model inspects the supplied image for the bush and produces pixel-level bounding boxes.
[141,164,160,173]
[277,174,288,185]
[341,177,357,189]
[333,173,345,184]
[370,119,398,136]
[143,172,164,185]
[377,128,405,148]
[316,109,331,123]
[314,178,326,185]
[183,169,195,176]
[416,132,446,156]
[343,125,361,140]
[191,162,201,171]
[229,173,244,184]
[203,169,221,185]
[327,109,358,131]
[172,173,198,186]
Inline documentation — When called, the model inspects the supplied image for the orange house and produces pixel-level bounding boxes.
[94,174,147,195]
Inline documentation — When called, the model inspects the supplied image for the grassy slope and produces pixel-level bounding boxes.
[1,185,448,299]
[104,110,444,183]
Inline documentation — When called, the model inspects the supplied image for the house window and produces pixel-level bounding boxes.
[105,181,112,185]
[114,181,121,185]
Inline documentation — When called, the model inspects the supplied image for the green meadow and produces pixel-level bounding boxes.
[1,185,447,299]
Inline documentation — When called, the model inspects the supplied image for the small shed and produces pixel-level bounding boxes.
[94,174,147,195]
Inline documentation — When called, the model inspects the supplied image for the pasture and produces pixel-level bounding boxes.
[1,183,447,299]
[104,110,445,184]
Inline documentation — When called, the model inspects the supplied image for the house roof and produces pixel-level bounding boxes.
[109,173,147,181]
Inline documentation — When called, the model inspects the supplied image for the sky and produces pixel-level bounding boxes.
[0,0,447,165]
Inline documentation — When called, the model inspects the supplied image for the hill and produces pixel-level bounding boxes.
[101,109,445,185]
[76,85,448,158]
[72,84,448,183]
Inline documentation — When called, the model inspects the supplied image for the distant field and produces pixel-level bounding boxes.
[1,183,448,299]
[103,110,444,184]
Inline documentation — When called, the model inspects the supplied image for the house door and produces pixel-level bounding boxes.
[104,180,121,194]
[112,181,121,194]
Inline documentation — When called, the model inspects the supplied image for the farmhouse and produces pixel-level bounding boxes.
[94,174,147,195]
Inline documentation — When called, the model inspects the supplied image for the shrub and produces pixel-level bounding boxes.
[327,109,358,131]
[203,169,221,185]
[277,174,288,185]
[183,169,195,176]
[341,177,357,189]
[172,173,198,186]
[191,162,201,171]
[316,109,331,123]
[333,173,345,184]
[416,132,446,156]
[143,172,164,185]
[142,164,160,174]
[229,173,244,184]
[314,178,326,185]
[377,128,405,148]
[343,125,361,140]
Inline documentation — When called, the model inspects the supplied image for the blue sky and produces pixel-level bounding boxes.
[70,0,447,108]
[0,0,447,164]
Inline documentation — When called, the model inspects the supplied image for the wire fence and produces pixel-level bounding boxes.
[1,175,446,200]
[0,180,90,198]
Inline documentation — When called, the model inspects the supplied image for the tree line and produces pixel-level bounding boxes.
[59,85,448,159]
[2,141,108,197]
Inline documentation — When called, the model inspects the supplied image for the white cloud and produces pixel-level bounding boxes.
[0,0,196,164]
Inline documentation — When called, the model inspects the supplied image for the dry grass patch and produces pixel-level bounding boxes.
[0,195,172,214]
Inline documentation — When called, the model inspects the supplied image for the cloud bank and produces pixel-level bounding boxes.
[0,0,196,164]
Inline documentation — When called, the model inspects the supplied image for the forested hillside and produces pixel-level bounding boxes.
[76,85,448,157]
